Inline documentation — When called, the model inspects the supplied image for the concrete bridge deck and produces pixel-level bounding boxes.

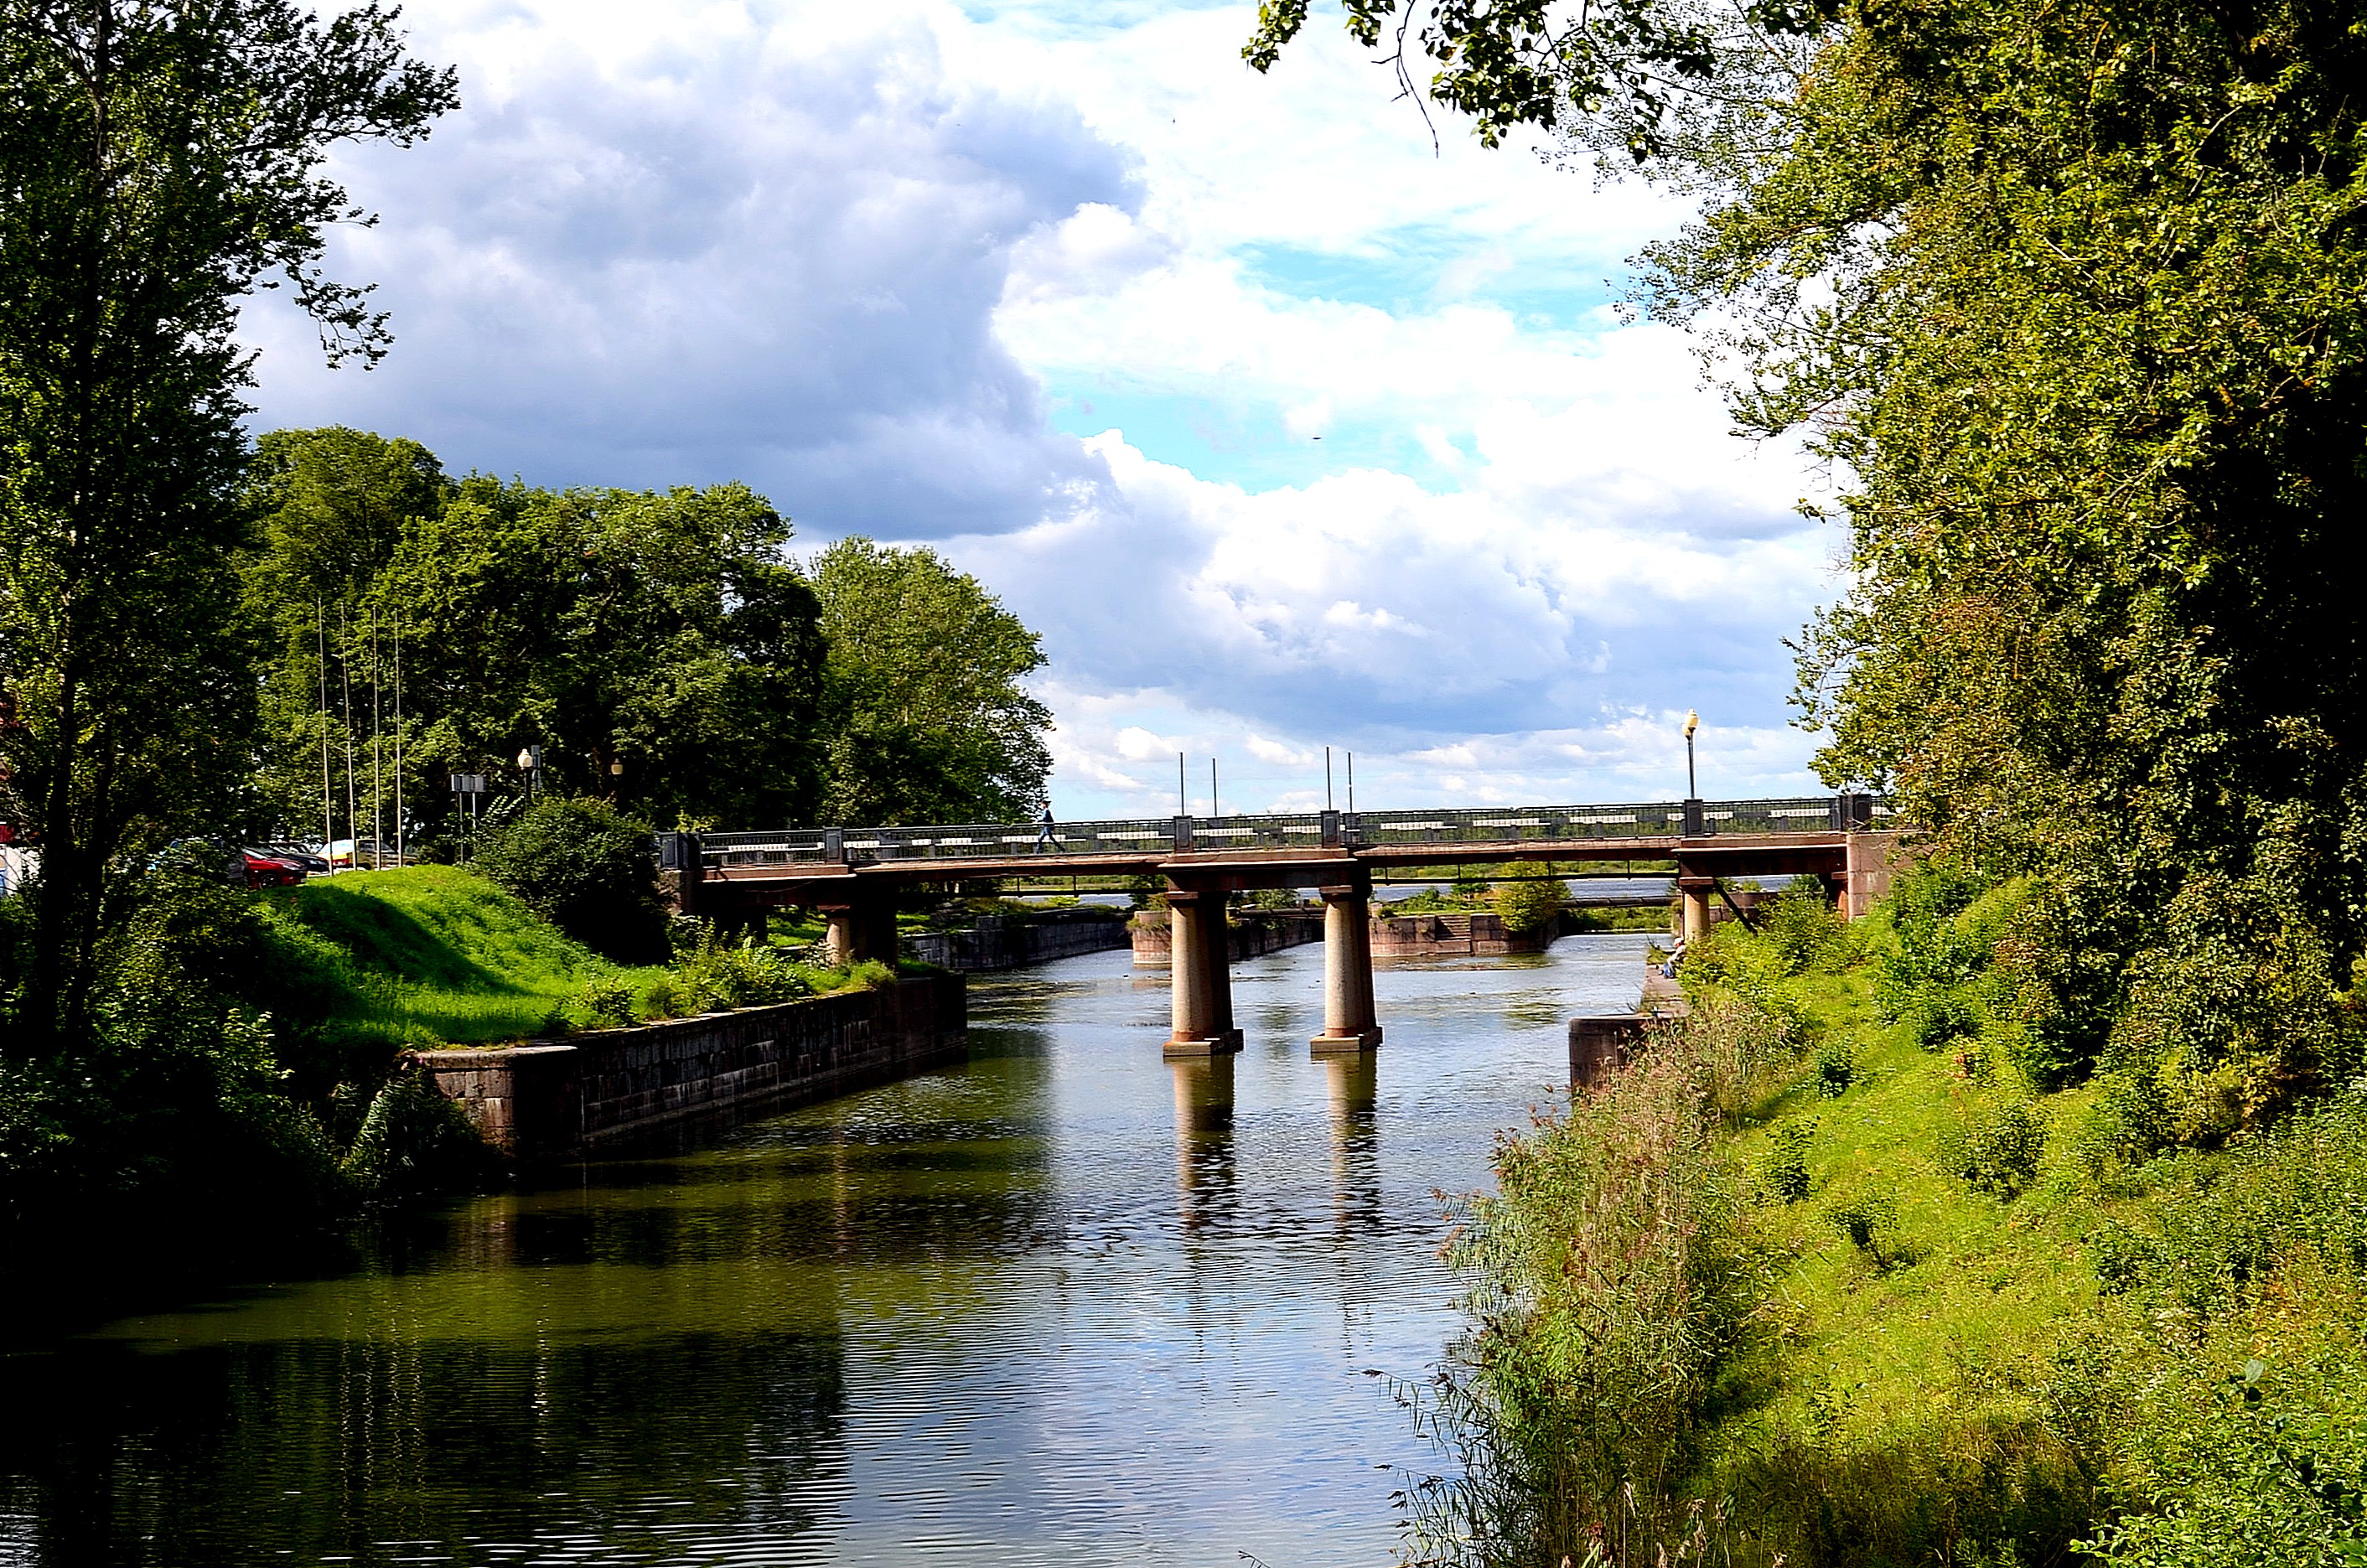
[665,795,1898,1060]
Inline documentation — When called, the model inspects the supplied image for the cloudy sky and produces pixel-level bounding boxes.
[246,0,1843,817]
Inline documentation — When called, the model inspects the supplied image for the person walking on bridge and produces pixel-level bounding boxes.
[1033,808,1058,853]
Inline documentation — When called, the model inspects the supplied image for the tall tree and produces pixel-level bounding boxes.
[241,427,452,840]
[369,477,827,835]
[1259,0,2367,1111]
[810,538,1052,825]
[0,3,457,1047]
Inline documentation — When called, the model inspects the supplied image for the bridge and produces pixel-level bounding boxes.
[663,794,1898,1060]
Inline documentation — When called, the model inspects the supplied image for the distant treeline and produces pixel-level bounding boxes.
[245,427,1053,851]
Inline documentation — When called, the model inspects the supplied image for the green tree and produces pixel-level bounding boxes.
[810,537,1052,825]
[1260,0,2367,1113]
[1492,863,1567,935]
[370,476,826,836]
[473,795,668,965]
[241,427,453,839]
[0,3,456,1048]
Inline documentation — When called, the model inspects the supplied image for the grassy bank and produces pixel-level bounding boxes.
[267,866,660,1049]
[267,867,899,1051]
[1423,878,2367,1567]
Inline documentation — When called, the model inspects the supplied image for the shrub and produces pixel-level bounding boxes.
[641,975,683,1020]
[1825,1191,1905,1265]
[1815,1039,1858,1098]
[1874,862,2006,1048]
[340,1066,501,1198]
[474,795,668,964]
[1492,862,1568,935]
[1398,1008,1765,1565]
[571,975,637,1030]
[1941,1100,2049,1199]
[667,931,814,1014]
[1761,1119,1815,1203]
[1763,876,1846,974]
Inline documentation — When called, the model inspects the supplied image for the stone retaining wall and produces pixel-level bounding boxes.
[1128,908,1326,965]
[1370,909,1555,957]
[418,973,966,1160]
[908,910,1130,971]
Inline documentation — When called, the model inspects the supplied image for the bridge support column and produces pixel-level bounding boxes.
[1678,876,1713,944]
[819,888,898,968]
[823,906,857,967]
[1311,878,1382,1055]
[1164,888,1242,1058]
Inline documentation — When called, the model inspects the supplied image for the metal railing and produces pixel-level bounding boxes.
[667,794,1888,873]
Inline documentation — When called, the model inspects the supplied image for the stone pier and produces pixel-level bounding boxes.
[1163,887,1242,1057]
[1309,877,1382,1055]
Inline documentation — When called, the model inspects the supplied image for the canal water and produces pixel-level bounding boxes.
[0,935,1650,1567]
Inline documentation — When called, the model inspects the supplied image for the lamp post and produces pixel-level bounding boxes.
[1682,710,1704,838]
[516,743,541,805]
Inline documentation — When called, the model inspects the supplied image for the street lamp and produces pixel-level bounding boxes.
[1682,710,1703,838]
[516,743,542,804]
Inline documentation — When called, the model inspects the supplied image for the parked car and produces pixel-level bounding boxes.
[241,848,308,888]
[264,842,332,876]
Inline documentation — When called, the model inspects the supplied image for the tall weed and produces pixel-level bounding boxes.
[1400,1013,1775,1566]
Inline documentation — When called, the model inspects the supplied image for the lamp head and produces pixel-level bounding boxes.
[1684,709,1699,739]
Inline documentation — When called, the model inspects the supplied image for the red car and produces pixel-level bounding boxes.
[241,848,308,888]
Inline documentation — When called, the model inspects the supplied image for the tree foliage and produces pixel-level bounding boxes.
[472,796,668,965]
[810,537,1053,825]
[1262,0,2367,1119]
[240,434,830,840]
[0,3,455,1048]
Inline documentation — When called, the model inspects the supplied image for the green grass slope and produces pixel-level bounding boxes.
[1683,899,2367,1564]
[263,866,656,1049]
[1448,882,2367,1568]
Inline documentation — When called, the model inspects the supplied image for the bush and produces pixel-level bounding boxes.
[1492,863,1568,935]
[1815,1039,1858,1097]
[667,931,814,1015]
[1874,863,2007,1048]
[571,975,637,1030]
[473,795,668,964]
[1941,1100,2049,1199]
[641,974,684,1020]
[339,1066,500,1199]
[1761,1119,1815,1203]
[1398,1007,1767,1565]
[1763,876,1846,973]
[1825,1191,1906,1265]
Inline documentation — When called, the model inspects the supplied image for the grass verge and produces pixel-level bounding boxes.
[1417,880,2367,1568]
[261,865,663,1049]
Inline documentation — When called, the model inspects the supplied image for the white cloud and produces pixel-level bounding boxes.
[246,0,1131,536]
[236,0,1845,817]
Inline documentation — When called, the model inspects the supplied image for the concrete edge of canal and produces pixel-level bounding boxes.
[416,973,969,1161]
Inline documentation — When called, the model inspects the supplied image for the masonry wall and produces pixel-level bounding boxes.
[908,910,1130,971]
[419,973,966,1160]
[1370,909,1556,957]
[1128,908,1327,966]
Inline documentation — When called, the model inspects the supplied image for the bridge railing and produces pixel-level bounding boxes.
[679,795,1888,872]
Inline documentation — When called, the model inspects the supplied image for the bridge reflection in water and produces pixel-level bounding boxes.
[672,796,1899,1060]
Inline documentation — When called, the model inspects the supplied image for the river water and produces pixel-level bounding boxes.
[0,935,1649,1568]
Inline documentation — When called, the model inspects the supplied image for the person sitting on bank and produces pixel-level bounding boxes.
[1662,934,1687,978]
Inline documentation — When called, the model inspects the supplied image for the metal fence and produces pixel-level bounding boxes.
[672,794,1889,872]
